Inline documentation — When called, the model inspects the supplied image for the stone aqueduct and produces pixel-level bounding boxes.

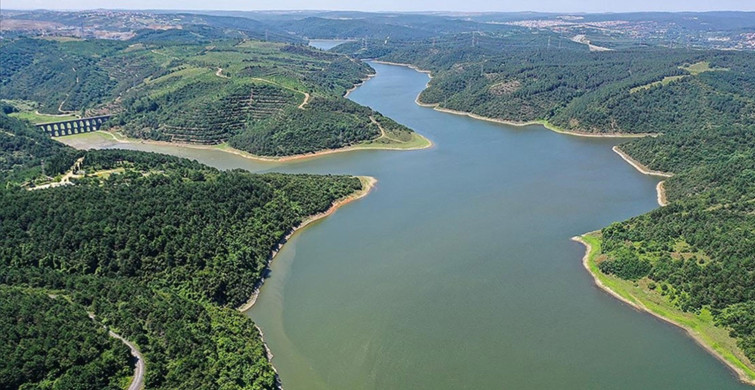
[36,115,112,137]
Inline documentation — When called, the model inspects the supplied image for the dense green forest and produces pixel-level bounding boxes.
[598,122,755,363]
[0,287,132,390]
[0,114,365,389]
[0,114,81,184]
[336,36,755,134]
[0,31,418,156]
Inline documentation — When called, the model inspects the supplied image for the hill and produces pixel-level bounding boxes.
[0,114,369,389]
[0,32,424,157]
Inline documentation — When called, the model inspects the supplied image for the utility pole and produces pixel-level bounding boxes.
[548,36,551,50]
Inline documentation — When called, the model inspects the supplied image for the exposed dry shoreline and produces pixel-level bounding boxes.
[370,60,654,139]
[656,181,668,207]
[425,104,652,138]
[572,236,755,386]
[254,323,282,389]
[612,145,673,177]
[344,73,377,98]
[66,129,430,162]
[371,60,434,77]
[612,145,672,207]
[237,176,377,313]
[572,236,640,309]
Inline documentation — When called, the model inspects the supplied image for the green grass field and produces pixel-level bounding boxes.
[580,233,755,384]
[9,111,79,124]
[630,61,729,93]
[681,61,729,75]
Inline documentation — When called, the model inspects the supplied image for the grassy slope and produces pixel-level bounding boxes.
[9,111,79,124]
[577,233,755,384]
[629,61,728,93]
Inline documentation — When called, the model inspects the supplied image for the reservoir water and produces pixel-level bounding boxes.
[308,39,353,50]
[64,62,750,389]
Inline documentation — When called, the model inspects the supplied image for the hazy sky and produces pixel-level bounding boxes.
[4,0,755,13]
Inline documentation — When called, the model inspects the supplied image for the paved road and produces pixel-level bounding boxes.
[108,330,145,390]
[88,313,145,390]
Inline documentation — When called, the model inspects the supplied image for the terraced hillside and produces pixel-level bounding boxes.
[123,79,299,145]
[1,29,426,157]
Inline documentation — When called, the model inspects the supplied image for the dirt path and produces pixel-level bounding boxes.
[298,91,310,109]
[35,110,79,118]
[29,156,84,190]
[369,115,402,142]
[57,94,75,115]
[250,77,310,109]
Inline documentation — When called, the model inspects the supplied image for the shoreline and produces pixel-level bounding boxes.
[61,129,431,162]
[237,176,377,313]
[236,176,377,390]
[425,104,652,138]
[573,235,755,386]
[254,323,283,390]
[657,181,668,207]
[370,60,434,77]
[371,61,754,383]
[344,73,377,98]
[612,146,673,177]
[369,60,655,139]
[612,145,672,207]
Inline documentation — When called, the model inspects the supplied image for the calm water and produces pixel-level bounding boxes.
[309,39,352,50]
[67,63,749,389]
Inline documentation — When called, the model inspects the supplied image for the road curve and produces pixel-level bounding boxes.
[88,313,145,390]
[108,330,145,390]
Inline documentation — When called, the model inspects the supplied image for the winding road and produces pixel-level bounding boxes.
[250,77,310,109]
[88,312,145,390]
[216,70,311,109]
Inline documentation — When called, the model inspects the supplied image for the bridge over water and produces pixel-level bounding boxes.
[37,115,112,137]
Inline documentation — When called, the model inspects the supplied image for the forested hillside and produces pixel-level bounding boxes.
[0,114,81,183]
[0,114,367,389]
[0,288,132,389]
[0,30,421,157]
[596,121,755,365]
[336,36,755,135]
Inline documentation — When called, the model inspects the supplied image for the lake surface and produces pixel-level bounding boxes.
[309,39,352,50]
[64,62,750,389]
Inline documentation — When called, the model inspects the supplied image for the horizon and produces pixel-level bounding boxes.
[3,0,755,13]
[4,8,755,14]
